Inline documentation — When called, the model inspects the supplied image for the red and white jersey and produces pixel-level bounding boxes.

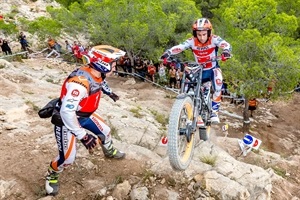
[59,66,103,139]
[168,35,231,70]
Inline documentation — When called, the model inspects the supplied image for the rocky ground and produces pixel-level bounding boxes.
[1,0,300,199]
[0,58,300,200]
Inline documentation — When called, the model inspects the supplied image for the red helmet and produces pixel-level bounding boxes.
[192,18,212,38]
[86,45,126,73]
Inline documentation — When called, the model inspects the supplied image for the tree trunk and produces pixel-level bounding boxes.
[125,51,134,67]
[243,98,250,133]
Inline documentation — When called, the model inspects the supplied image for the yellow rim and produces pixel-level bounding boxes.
[206,125,211,137]
[180,100,194,163]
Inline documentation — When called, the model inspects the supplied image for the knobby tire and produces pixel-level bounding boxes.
[168,96,195,171]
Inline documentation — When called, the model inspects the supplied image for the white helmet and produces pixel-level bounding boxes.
[85,45,126,73]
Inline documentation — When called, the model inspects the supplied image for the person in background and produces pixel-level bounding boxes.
[147,61,156,82]
[169,64,177,88]
[248,98,258,117]
[44,45,126,196]
[65,40,72,53]
[46,36,60,58]
[0,39,12,55]
[123,56,132,74]
[0,38,4,54]
[18,32,29,51]
[161,18,232,124]
[134,58,146,81]
[72,41,81,62]
[78,41,85,53]
[157,61,167,86]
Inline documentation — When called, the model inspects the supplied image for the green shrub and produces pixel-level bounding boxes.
[200,155,217,167]
[0,21,18,35]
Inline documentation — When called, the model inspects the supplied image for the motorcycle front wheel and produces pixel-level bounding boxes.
[168,96,195,171]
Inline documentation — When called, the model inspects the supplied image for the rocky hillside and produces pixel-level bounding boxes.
[0,0,61,52]
[0,58,300,200]
[1,1,300,199]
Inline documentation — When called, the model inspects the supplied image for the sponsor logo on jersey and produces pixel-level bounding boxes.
[55,126,62,151]
[71,89,80,97]
[63,128,68,149]
[220,43,228,48]
[216,79,222,86]
[91,116,104,131]
[196,46,209,51]
[66,104,75,109]
[171,48,182,54]
[67,98,78,103]
[71,80,87,89]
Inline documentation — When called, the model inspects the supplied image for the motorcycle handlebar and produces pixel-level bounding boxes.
[159,55,230,68]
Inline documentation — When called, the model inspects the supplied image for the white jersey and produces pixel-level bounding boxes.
[168,35,231,70]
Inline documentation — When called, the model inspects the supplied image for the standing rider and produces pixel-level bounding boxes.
[45,45,126,196]
[161,18,232,123]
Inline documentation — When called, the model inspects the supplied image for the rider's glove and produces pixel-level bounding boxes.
[81,133,98,150]
[109,92,119,102]
[160,50,171,60]
[101,80,112,95]
[221,50,231,61]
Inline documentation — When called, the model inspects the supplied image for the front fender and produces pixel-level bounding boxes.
[176,93,193,100]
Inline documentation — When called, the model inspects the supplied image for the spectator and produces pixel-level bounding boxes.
[221,79,230,96]
[295,82,300,92]
[158,62,167,85]
[115,56,125,76]
[46,36,60,58]
[78,42,85,53]
[248,98,258,117]
[65,40,72,53]
[266,79,276,100]
[0,39,12,55]
[0,38,3,54]
[18,32,29,51]
[169,65,177,88]
[47,36,55,49]
[72,41,81,62]
[123,56,132,74]
[147,61,156,82]
[176,68,184,89]
[134,58,146,81]
[221,79,230,102]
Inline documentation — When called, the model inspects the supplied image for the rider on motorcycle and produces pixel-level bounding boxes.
[161,18,232,123]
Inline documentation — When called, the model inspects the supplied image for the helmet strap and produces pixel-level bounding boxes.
[101,73,106,80]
